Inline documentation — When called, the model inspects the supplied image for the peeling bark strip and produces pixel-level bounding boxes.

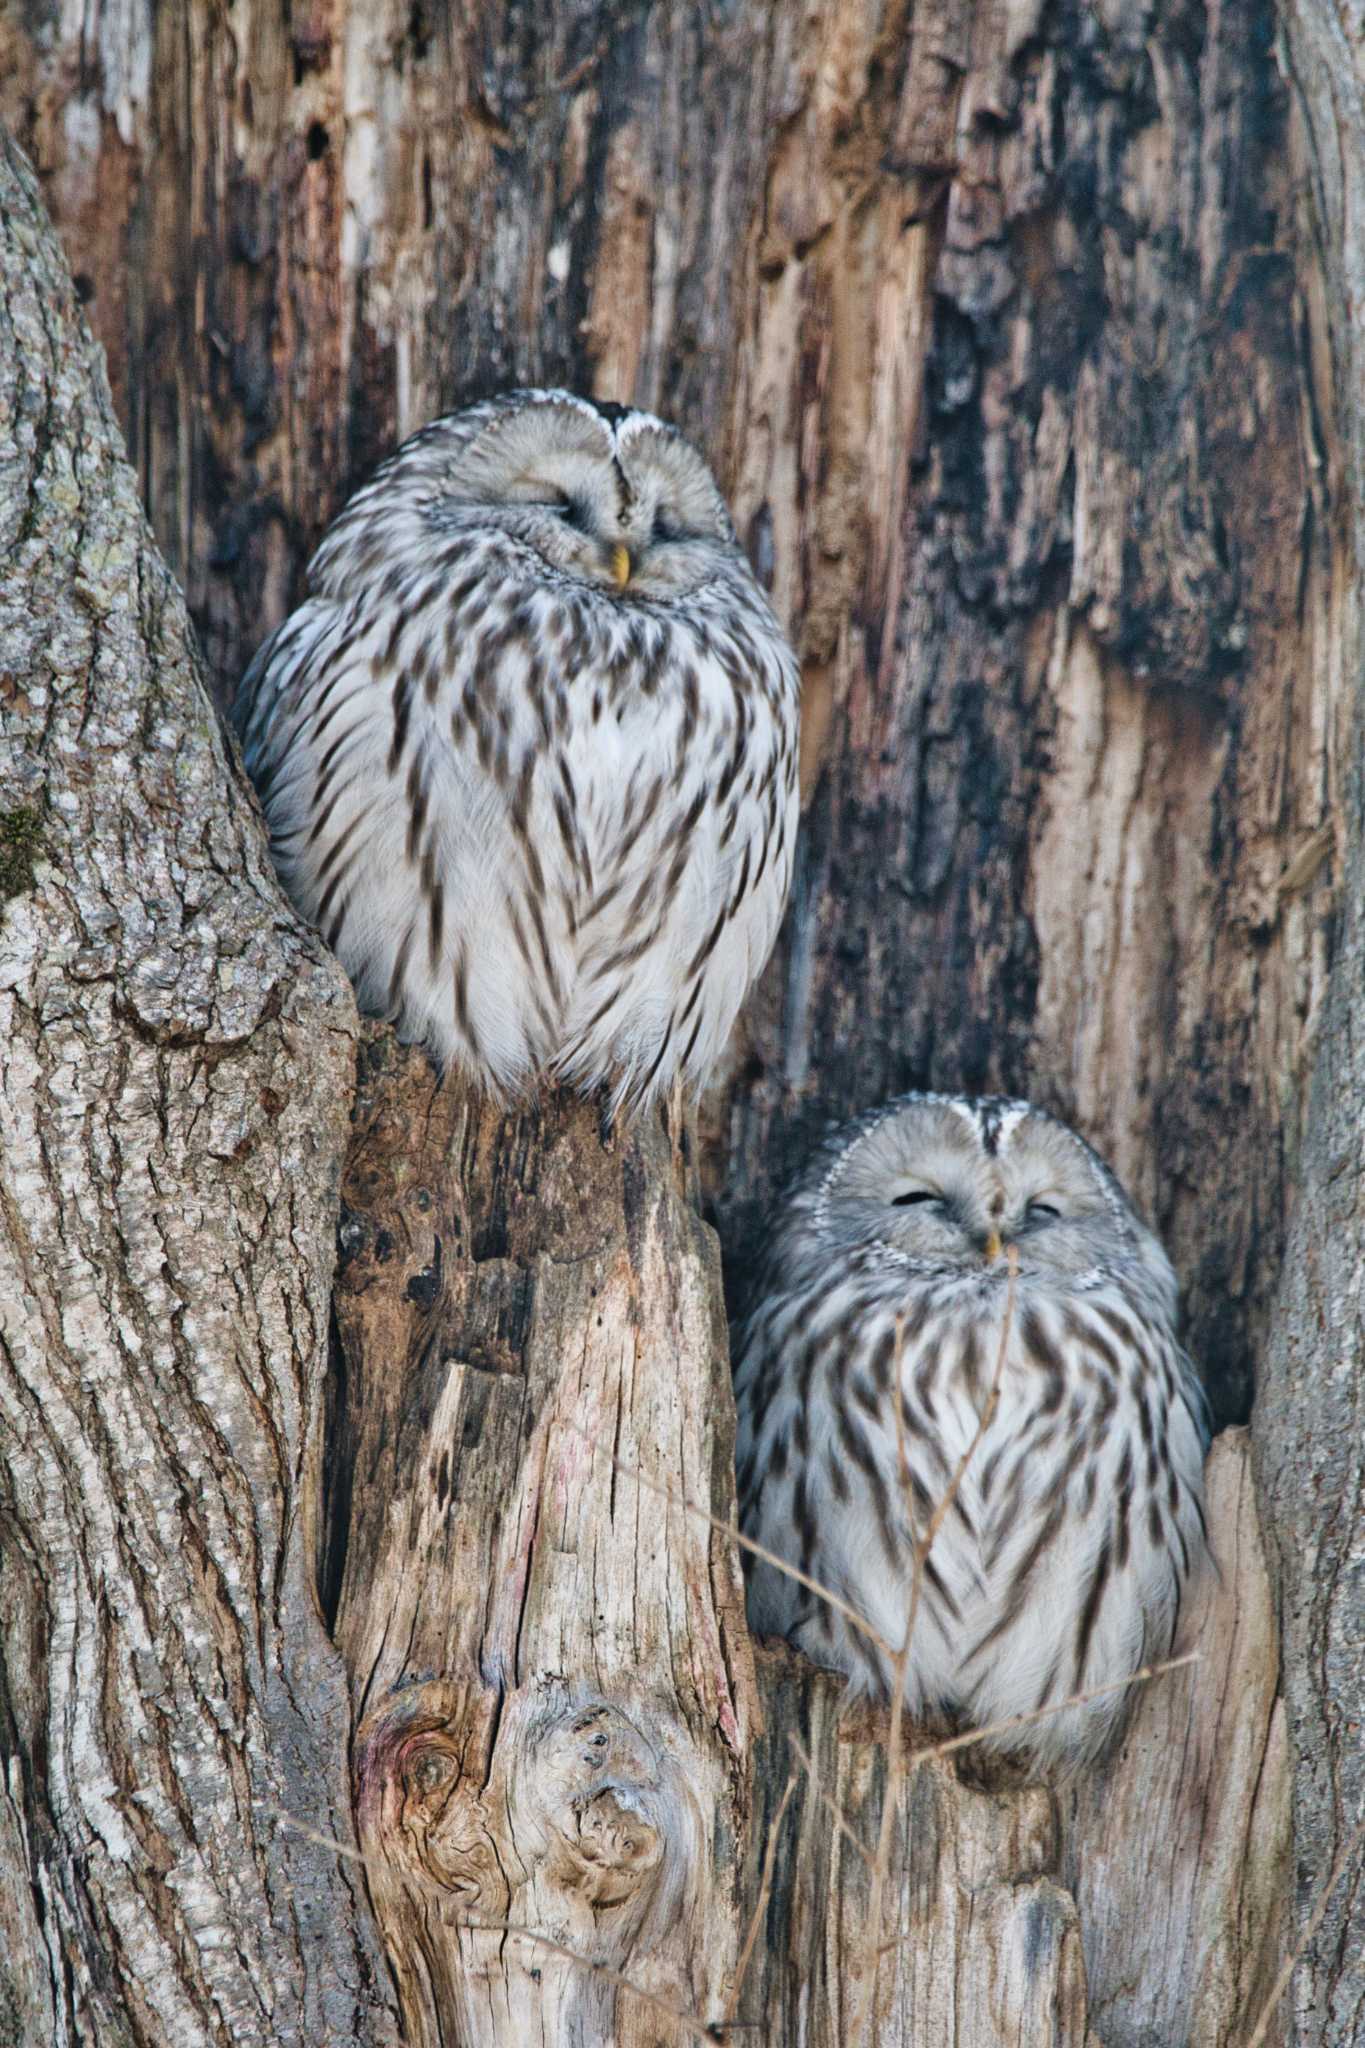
[329,1036,755,2042]
[0,134,393,2048]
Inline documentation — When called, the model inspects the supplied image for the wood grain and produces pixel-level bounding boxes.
[330,1038,754,2042]
[2,0,1358,2035]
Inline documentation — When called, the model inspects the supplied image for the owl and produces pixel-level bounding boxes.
[732,1094,1210,1773]
[234,390,800,1110]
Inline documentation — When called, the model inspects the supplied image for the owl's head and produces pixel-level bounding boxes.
[324,390,742,603]
[808,1094,1178,1325]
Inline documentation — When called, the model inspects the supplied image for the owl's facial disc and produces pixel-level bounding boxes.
[440,398,737,600]
[825,1098,1166,1302]
[610,419,736,597]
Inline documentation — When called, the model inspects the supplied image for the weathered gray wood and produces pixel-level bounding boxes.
[0,131,394,2048]
[1065,1431,1290,2048]
[1254,13,1365,2038]
[329,1039,755,2043]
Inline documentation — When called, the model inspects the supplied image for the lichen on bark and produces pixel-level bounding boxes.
[0,806,43,899]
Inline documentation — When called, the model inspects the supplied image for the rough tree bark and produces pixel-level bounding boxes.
[1255,5,1365,2040]
[0,135,395,2045]
[0,0,1359,2042]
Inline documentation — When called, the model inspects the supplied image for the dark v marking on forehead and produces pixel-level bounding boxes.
[585,398,636,430]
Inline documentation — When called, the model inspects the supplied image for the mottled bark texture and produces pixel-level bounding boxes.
[0,0,1359,2038]
[1256,6,1365,2040]
[0,134,394,2047]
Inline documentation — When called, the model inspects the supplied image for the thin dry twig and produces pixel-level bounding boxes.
[723,1771,800,2026]
[903,1651,1200,1766]
[1243,1806,1365,2048]
[792,1655,1204,1909]
[840,1652,1209,1956]
[261,1802,371,1866]
[565,1419,894,1656]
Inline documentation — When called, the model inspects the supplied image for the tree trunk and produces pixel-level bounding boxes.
[0,133,395,2046]
[329,1046,755,2045]
[0,0,1359,2041]
[1254,6,1365,2039]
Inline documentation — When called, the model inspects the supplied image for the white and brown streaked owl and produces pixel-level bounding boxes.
[235,391,800,1110]
[732,1094,1210,1773]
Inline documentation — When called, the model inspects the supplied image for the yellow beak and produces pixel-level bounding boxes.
[609,543,632,589]
[983,1230,1003,1264]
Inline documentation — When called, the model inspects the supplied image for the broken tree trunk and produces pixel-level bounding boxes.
[329,1043,754,2043]
[324,1037,1286,2045]
[1,0,1362,2037]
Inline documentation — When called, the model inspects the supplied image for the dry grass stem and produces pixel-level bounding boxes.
[903,1650,1200,1765]
[262,1802,370,1865]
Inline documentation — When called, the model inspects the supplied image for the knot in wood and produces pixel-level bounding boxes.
[548,1787,663,1908]
[528,1700,670,1912]
[357,1699,509,1910]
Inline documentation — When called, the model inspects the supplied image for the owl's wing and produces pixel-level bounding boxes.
[236,577,561,1090]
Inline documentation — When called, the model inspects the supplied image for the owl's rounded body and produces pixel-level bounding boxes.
[236,392,799,1109]
[733,1094,1209,1773]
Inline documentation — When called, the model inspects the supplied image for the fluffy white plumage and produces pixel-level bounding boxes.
[733,1093,1210,1773]
[235,390,800,1109]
